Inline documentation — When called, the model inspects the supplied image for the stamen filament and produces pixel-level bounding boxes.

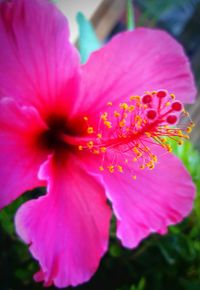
[76,90,194,177]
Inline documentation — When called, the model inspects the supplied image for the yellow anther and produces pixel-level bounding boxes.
[107,101,113,106]
[87,127,94,134]
[140,165,145,170]
[99,166,104,171]
[97,133,102,139]
[147,161,155,170]
[83,116,88,121]
[148,164,155,170]
[114,111,120,117]
[165,101,171,107]
[119,119,126,128]
[128,105,135,112]
[133,157,137,162]
[108,165,114,173]
[104,121,112,128]
[183,134,189,139]
[119,103,129,110]
[133,147,140,154]
[101,112,108,121]
[184,111,189,117]
[165,144,172,152]
[130,95,140,101]
[190,121,195,128]
[170,93,176,100]
[186,127,192,133]
[93,149,100,155]
[178,140,183,146]
[145,132,151,137]
[132,175,137,180]
[177,130,183,135]
[100,147,107,153]
[135,115,142,123]
[117,165,123,173]
[87,141,94,149]
[78,145,83,151]
[152,155,158,162]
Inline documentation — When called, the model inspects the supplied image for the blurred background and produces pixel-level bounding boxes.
[0,1,200,289]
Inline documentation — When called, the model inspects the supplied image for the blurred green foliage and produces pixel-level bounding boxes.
[127,0,135,30]
[1,1,200,290]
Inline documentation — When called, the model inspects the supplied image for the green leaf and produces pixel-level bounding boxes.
[109,243,122,257]
[158,244,176,265]
[137,278,146,290]
[126,0,135,30]
[130,278,146,290]
[168,140,200,184]
[76,12,101,64]
[168,139,200,220]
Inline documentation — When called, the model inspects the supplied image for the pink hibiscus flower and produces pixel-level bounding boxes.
[0,0,197,288]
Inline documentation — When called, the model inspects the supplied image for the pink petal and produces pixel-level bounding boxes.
[75,28,196,115]
[15,154,111,287]
[0,0,80,118]
[101,150,195,248]
[0,98,47,209]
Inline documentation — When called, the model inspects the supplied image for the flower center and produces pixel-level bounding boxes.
[79,90,194,178]
[38,115,72,152]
